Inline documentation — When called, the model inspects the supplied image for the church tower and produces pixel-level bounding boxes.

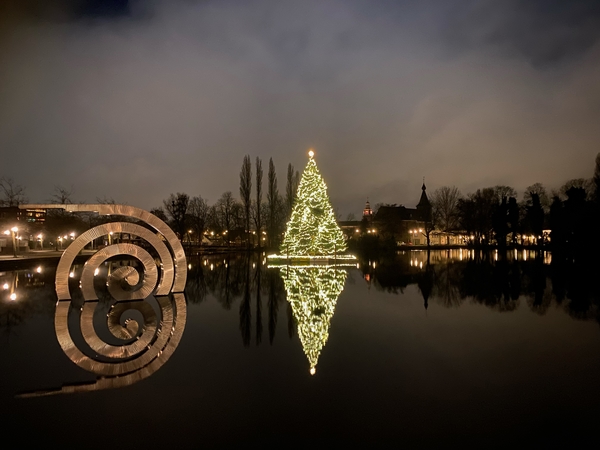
[363,199,373,219]
[416,181,432,222]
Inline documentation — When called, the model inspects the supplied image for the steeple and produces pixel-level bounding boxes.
[417,179,430,208]
[416,178,432,223]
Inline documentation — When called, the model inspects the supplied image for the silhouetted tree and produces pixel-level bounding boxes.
[51,185,73,204]
[0,177,27,206]
[524,183,550,211]
[458,188,498,245]
[492,196,509,249]
[431,186,461,244]
[188,196,209,243]
[524,193,544,247]
[507,197,520,245]
[254,157,263,249]
[150,207,168,222]
[239,155,252,247]
[267,158,283,248]
[163,193,189,239]
[560,178,591,199]
[493,185,517,203]
[285,163,300,222]
[216,191,237,244]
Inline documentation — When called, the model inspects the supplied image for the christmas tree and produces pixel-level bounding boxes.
[279,266,347,374]
[280,150,346,256]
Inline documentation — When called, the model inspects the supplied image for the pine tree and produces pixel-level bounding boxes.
[280,151,346,256]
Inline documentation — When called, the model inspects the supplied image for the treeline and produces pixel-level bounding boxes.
[149,156,300,249]
[426,154,600,256]
[0,156,300,250]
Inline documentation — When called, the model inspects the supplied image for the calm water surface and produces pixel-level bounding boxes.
[1,250,599,447]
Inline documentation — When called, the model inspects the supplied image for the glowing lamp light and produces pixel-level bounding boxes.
[2,283,8,290]
[308,149,314,158]
[36,266,42,273]
[11,227,18,232]
[9,293,16,301]
[3,230,9,235]
[310,367,316,376]
[94,268,99,276]
[69,272,75,278]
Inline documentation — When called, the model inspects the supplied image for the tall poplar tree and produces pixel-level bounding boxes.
[239,155,252,247]
[267,158,281,248]
[255,157,263,249]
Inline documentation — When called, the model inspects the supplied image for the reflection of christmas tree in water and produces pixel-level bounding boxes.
[279,266,347,374]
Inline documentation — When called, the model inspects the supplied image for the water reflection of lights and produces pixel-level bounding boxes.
[278,265,347,375]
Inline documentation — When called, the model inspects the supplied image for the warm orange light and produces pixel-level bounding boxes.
[308,149,314,158]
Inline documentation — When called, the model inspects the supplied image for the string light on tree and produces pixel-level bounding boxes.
[279,149,348,258]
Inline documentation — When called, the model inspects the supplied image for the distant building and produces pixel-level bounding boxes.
[0,206,46,224]
[373,183,431,245]
[338,184,433,245]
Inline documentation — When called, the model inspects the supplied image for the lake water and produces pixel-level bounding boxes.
[1,250,599,447]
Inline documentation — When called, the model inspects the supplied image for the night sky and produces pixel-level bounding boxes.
[1,0,599,216]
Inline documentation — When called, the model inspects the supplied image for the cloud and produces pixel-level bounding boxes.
[0,0,599,216]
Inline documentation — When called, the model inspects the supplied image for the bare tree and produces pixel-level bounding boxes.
[0,177,27,206]
[150,207,168,222]
[216,191,236,244]
[51,185,73,204]
[493,185,517,203]
[560,178,592,200]
[188,196,209,244]
[523,182,550,210]
[431,186,462,244]
[96,195,116,204]
[163,193,189,239]
[239,155,252,247]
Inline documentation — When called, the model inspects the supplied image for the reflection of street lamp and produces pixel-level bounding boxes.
[38,233,43,250]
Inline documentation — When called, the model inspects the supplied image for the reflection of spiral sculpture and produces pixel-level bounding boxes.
[17,204,188,396]
[278,266,347,375]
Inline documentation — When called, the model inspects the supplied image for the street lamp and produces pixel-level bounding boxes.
[4,227,18,257]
